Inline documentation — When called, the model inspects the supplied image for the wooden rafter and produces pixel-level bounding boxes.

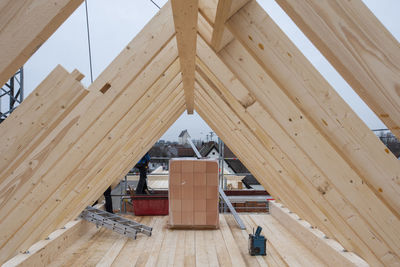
[171,0,198,114]
[0,66,87,180]
[195,77,339,242]
[51,77,185,232]
[0,2,177,262]
[196,33,400,265]
[195,62,333,236]
[37,60,183,242]
[0,0,399,265]
[276,0,400,139]
[227,0,400,219]
[0,0,83,87]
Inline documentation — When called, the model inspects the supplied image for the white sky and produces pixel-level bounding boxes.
[23,0,400,141]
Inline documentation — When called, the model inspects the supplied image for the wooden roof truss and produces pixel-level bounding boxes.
[0,0,399,265]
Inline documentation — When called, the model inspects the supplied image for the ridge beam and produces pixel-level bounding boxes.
[171,0,198,114]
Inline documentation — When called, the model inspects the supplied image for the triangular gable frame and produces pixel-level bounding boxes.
[0,0,399,265]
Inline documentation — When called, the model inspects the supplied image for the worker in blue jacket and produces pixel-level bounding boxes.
[135,153,151,194]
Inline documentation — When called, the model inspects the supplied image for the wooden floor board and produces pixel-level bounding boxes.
[203,230,220,267]
[219,215,247,266]
[241,214,286,267]
[184,230,196,266]
[250,215,326,267]
[195,230,209,266]
[213,222,233,267]
[224,215,261,266]
[173,231,186,267]
[135,216,167,267]
[143,216,169,267]
[43,214,334,266]
[156,224,178,266]
[111,216,153,266]
[96,237,128,267]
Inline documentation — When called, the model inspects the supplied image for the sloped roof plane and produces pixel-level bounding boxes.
[0,0,399,265]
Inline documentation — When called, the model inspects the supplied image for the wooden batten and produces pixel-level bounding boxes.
[0,0,83,87]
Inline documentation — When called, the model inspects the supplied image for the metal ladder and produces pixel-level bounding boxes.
[80,206,152,239]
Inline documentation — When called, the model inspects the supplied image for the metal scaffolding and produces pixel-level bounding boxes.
[0,67,24,123]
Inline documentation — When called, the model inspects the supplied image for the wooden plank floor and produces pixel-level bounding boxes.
[47,214,326,266]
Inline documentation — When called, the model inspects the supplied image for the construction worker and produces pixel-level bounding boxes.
[103,186,113,213]
[135,152,151,194]
[93,185,114,213]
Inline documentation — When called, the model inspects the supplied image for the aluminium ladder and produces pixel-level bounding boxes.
[80,206,152,239]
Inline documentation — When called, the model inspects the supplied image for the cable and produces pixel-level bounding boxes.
[150,0,161,10]
[84,0,94,84]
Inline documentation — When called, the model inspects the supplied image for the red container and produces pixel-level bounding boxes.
[131,190,169,216]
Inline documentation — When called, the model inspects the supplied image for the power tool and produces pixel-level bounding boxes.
[248,226,267,256]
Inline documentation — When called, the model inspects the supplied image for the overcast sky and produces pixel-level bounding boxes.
[23,0,400,141]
